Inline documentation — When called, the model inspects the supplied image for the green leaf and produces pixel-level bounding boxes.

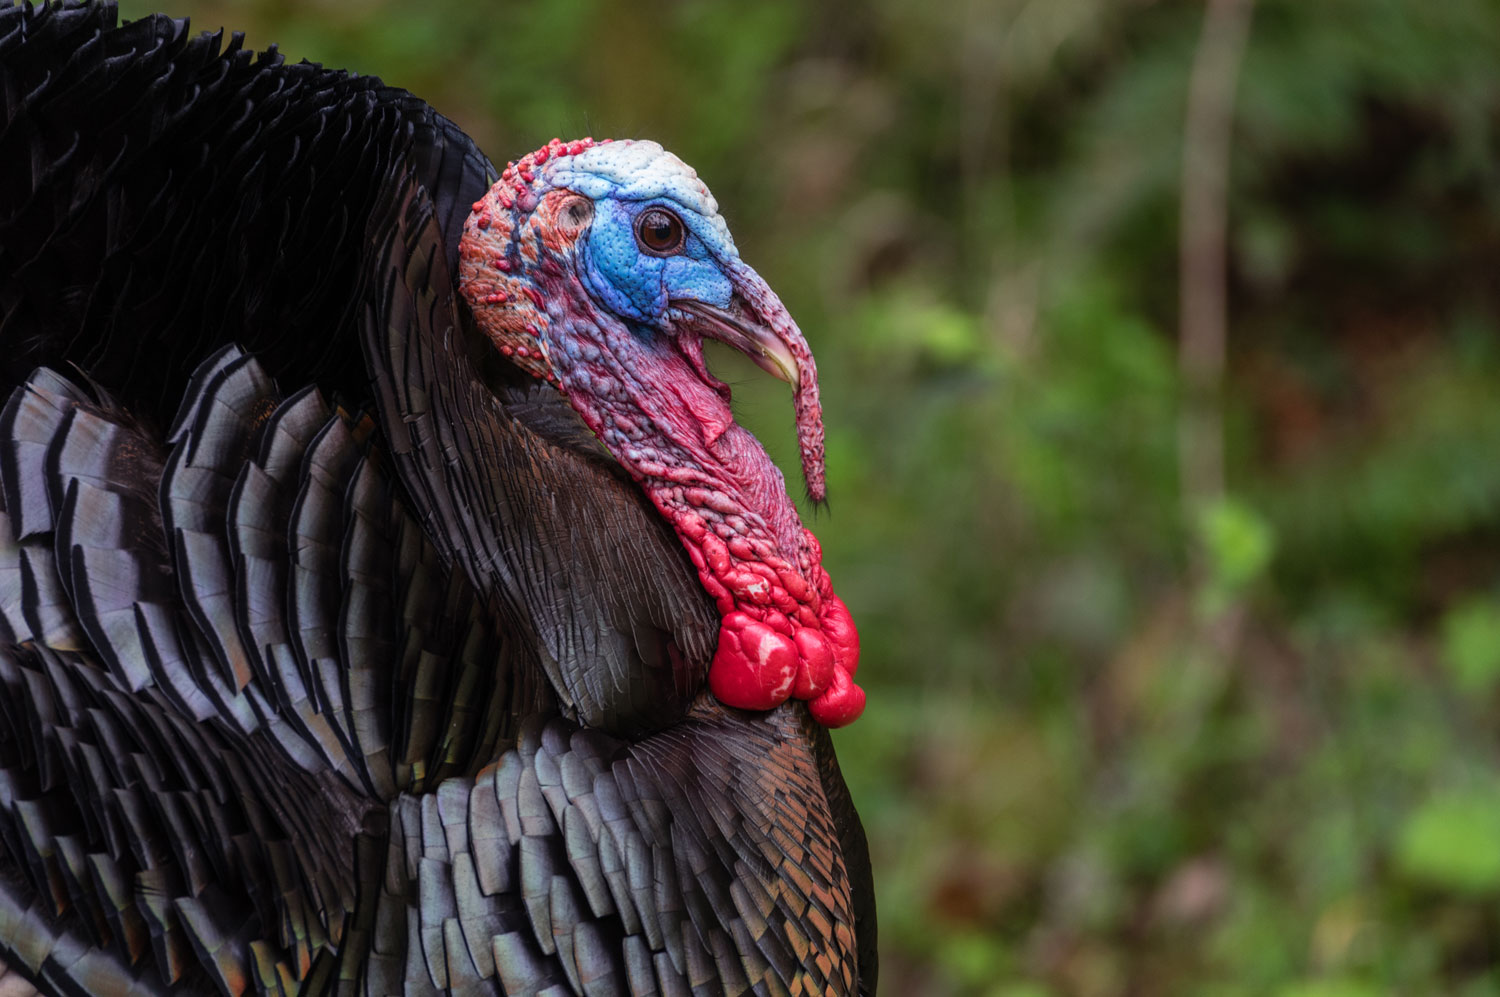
[1196,497,1276,600]
[1395,790,1500,893]
[1440,598,1500,695]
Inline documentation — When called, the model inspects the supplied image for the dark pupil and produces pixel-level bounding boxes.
[641,211,678,250]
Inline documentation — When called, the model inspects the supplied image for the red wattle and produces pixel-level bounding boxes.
[709,614,798,710]
[708,594,863,725]
[792,628,835,699]
[808,666,865,728]
[698,538,862,722]
[820,593,861,677]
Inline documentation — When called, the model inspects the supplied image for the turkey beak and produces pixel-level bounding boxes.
[672,299,800,391]
[673,262,828,503]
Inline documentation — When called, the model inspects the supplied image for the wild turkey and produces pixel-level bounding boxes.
[0,3,877,995]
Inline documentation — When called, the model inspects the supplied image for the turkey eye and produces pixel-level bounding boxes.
[636,208,684,255]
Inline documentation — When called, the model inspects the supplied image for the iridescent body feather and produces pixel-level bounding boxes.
[0,3,876,996]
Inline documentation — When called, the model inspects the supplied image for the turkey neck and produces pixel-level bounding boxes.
[537,272,820,610]
[517,266,863,728]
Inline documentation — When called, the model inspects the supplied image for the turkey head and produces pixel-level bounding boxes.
[459,138,864,727]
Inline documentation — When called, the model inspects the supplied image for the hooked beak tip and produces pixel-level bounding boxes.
[764,343,801,391]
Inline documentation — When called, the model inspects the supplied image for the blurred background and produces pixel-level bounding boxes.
[114,1,1500,993]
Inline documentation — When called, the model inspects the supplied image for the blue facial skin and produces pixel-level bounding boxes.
[578,199,735,328]
[544,141,742,333]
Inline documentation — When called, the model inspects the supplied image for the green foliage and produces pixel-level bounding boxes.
[1277,981,1385,997]
[114,0,1500,992]
[1441,599,1500,695]
[1196,497,1276,610]
[1396,789,1500,894]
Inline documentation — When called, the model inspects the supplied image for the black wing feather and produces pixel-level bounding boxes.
[0,2,875,994]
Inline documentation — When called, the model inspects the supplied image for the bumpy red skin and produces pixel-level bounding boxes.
[459,139,864,727]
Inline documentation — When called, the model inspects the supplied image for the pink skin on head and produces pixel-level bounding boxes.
[458,138,864,727]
